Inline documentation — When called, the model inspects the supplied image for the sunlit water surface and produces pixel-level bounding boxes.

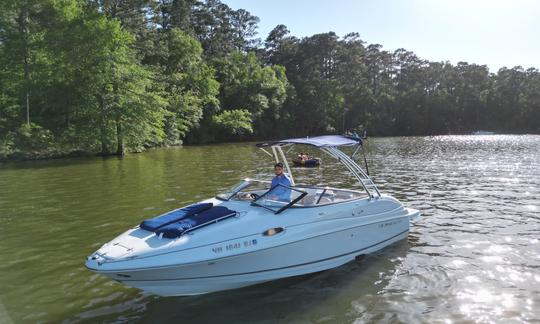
[0,135,539,323]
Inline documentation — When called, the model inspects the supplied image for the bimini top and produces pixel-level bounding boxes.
[256,135,362,148]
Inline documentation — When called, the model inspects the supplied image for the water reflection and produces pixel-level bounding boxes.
[0,135,539,323]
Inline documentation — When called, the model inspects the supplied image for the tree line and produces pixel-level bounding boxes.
[1,0,539,158]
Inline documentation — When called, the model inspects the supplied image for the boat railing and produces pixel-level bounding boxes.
[321,147,381,199]
[257,136,381,199]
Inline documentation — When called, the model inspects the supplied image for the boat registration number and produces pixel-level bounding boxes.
[212,239,258,254]
[378,219,403,228]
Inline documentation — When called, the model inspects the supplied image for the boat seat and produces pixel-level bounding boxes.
[155,206,237,238]
[318,196,334,204]
[140,203,213,232]
[300,195,317,205]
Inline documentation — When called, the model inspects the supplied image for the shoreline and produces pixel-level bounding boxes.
[1,133,537,163]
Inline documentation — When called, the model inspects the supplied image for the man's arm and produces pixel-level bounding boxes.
[283,174,292,187]
[278,175,292,201]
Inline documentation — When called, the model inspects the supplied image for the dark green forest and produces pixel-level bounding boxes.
[1,0,539,159]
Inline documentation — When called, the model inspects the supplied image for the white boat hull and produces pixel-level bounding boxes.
[93,209,414,296]
[126,230,408,296]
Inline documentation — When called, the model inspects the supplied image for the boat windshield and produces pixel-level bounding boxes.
[251,184,307,214]
[217,179,367,208]
[216,180,271,201]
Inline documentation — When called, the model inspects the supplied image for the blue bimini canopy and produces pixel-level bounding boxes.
[256,135,362,148]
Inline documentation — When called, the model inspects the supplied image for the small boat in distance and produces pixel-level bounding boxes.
[472,130,495,135]
[292,156,321,167]
[85,135,419,296]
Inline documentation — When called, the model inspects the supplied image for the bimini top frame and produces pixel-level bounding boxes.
[256,135,381,199]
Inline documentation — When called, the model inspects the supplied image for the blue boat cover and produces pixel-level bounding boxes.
[256,135,361,148]
[155,206,237,238]
[140,203,213,232]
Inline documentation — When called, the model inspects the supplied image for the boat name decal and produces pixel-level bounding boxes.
[212,239,258,254]
[378,219,402,228]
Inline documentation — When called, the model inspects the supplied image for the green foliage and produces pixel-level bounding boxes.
[0,0,539,160]
[212,109,253,137]
[191,0,260,56]
[265,28,540,136]
[156,28,219,144]
[13,122,54,150]
[210,51,287,138]
[53,6,168,154]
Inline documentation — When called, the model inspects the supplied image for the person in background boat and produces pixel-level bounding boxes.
[271,162,292,201]
[345,129,360,140]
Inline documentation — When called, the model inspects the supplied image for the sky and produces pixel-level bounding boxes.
[223,0,540,72]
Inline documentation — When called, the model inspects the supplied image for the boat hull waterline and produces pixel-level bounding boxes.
[113,229,408,296]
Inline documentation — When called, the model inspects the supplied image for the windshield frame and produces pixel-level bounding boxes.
[216,179,271,201]
[251,184,307,214]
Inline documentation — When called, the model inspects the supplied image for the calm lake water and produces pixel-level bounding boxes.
[1,135,539,323]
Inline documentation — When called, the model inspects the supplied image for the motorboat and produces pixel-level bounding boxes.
[471,130,495,135]
[292,156,321,167]
[85,135,419,296]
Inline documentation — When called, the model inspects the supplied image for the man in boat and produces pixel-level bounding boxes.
[271,162,292,201]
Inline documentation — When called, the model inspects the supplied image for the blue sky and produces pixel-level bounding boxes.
[223,0,540,72]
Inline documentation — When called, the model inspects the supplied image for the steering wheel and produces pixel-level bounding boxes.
[250,193,260,200]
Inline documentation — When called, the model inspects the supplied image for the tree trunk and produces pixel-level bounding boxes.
[97,92,109,155]
[100,139,108,155]
[25,91,30,126]
[116,117,124,156]
[19,2,30,125]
